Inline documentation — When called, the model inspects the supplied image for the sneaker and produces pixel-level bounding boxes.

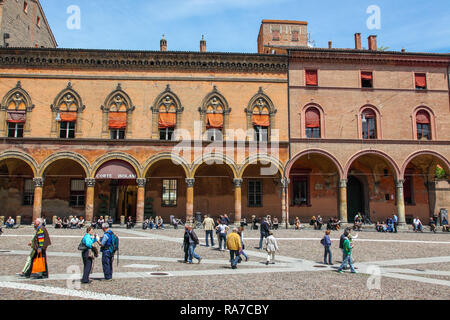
[351,271,358,274]
[231,266,237,269]
[266,261,269,266]
[337,270,343,273]
[198,258,202,264]
[105,279,113,282]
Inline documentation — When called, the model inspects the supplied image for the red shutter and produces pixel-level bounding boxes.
[206,113,224,129]
[108,112,127,129]
[158,113,177,129]
[361,72,373,80]
[416,110,430,124]
[305,70,318,86]
[415,73,427,88]
[252,114,270,127]
[305,108,320,128]
[60,112,77,122]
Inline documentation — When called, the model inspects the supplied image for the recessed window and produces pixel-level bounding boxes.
[248,180,262,207]
[110,129,125,140]
[361,109,377,139]
[305,107,321,138]
[162,179,177,207]
[159,127,174,141]
[292,176,309,206]
[70,179,85,207]
[254,126,268,142]
[22,179,34,206]
[272,29,280,41]
[8,122,24,138]
[415,73,427,90]
[305,70,318,86]
[292,31,299,42]
[59,121,75,139]
[361,71,373,88]
[416,110,431,140]
[37,16,41,27]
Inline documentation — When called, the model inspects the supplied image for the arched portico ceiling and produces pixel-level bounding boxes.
[0,151,38,177]
[191,153,238,179]
[239,154,284,178]
[90,152,142,179]
[39,152,91,177]
[285,149,344,179]
[142,152,189,178]
[344,150,401,180]
[401,150,450,180]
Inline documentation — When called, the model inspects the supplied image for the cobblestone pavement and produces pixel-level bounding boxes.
[0,227,449,300]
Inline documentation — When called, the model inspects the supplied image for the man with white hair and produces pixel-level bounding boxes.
[20,218,51,279]
[96,223,117,281]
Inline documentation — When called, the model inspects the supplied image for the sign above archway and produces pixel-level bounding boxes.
[95,160,137,180]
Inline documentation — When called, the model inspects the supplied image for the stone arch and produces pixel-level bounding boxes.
[239,154,284,179]
[286,149,344,179]
[0,81,35,134]
[344,149,400,180]
[0,150,38,177]
[91,152,142,179]
[39,152,91,178]
[142,152,190,178]
[401,150,450,180]
[191,153,238,179]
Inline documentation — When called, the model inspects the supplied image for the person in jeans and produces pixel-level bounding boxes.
[226,228,241,269]
[203,215,215,248]
[80,226,97,284]
[238,226,249,262]
[97,223,114,281]
[393,214,398,233]
[339,228,351,269]
[216,222,229,251]
[337,234,356,273]
[265,231,279,265]
[258,218,270,250]
[187,226,201,264]
[321,230,332,265]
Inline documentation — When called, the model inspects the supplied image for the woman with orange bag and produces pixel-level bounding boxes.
[23,218,52,279]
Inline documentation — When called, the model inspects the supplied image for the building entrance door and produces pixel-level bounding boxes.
[347,175,365,223]
[109,180,137,221]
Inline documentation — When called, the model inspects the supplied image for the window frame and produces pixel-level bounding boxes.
[110,129,126,140]
[291,175,310,207]
[69,179,85,208]
[22,178,34,206]
[7,122,24,138]
[254,125,268,142]
[59,121,76,139]
[361,71,373,88]
[159,127,174,141]
[162,179,177,207]
[414,73,427,90]
[247,180,263,207]
[305,69,318,87]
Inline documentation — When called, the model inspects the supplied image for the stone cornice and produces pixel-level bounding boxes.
[0,48,288,73]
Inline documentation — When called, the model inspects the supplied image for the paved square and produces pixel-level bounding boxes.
[0,227,449,300]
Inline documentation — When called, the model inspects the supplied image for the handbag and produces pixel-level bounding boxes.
[31,253,46,274]
[78,240,88,251]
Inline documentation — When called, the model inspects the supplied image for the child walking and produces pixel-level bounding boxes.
[321,230,332,265]
[265,231,279,265]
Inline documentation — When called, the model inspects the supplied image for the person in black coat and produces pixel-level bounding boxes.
[258,217,270,250]
[183,226,190,263]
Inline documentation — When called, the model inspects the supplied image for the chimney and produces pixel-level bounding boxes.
[401,48,406,53]
[368,35,377,51]
[160,35,167,52]
[200,35,206,53]
[354,33,361,50]
[328,41,332,49]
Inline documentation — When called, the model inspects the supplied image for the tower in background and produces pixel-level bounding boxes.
[257,19,308,54]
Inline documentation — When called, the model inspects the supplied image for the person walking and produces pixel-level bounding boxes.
[321,230,332,265]
[265,231,279,265]
[23,218,51,279]
[97,223,116,281]
[226,228,242,269]
[339,228,351,264]
[183,226,190,263]
[393,214,398,233]
[337,231,357,274]
[238,226,249,262]
[80,226,98,284]
[216,221,229,251]
[258,217,270,250]
[203,215,215,248]
[187,226,201,264]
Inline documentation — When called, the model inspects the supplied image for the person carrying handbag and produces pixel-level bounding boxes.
[79,226,98,284]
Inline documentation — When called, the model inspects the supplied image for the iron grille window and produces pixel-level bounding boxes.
[248,180,262,207]
[22,179,34,206]
[162,179,177,207]
[70,179,85,207]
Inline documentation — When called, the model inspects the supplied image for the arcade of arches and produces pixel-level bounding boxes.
[0,151,448,226]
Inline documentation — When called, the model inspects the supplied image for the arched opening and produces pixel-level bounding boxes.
[42,159,87,222]
[346,152,399,223]
[94,160,138,222]
[0,158,35,222]
[402,153,449,222]
[145,159,187,221]
[287,152,342,223]
[241,162,282,221]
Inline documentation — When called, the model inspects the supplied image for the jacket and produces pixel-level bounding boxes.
[226,232,241,251]
[260,221,270,236]
[265,235,279,252]
[203,218,215,231]
[32,226,51,251]
[322,235,331,247]
[189,230,199,245]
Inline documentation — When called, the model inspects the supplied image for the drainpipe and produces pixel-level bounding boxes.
[286,50,292,230]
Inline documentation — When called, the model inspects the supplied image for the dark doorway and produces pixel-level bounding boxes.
[347,175,365,223]
[108,180,137,221]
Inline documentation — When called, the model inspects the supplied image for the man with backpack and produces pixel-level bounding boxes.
[97,223,119,281]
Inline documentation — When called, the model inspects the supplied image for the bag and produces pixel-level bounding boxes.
[320,238,325,246]
[107,231,119,254]
[31,253,46,274]
[78,240,88,251]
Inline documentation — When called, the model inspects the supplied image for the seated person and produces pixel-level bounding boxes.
[310,216,317,227]
[315,216,323,230]
[272,217,279,230]
[70,216,79,229]
[386,217,394,233]
[126,216,135,229]
[429,217,437,233]
[55,217,63,229]
[78,217,85,229]
[442,218,449,232]
[97,216,105,229]
[294,217,302,230]
[413,217,423,232]
[382,221,388,232]
[5,216,15,229]
[156,216,164,229]
[240,217,248,227]
[353,217,363,231]
[375,221,382,232]
[62,217,69,229]
[107,217,113,228]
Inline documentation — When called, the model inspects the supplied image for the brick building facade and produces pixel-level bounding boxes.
[0,15,448,226]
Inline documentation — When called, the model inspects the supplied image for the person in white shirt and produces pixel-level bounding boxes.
[70,217,79,229]
[265,231,279,265]
[413,217,423,232]
[78,217,85,229]
[5,217,15,228]
[215,222,229,251]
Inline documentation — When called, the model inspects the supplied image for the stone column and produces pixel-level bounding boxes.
[396,180,406,225]
[32,178,44,222]
[85,179,96,223]
[233,179,243,225]
[185,178,195,222]
[339,179,348,223]
[136,178,147,225]
[281,178,289,227]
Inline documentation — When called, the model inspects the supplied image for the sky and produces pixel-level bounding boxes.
[40,0,450,53]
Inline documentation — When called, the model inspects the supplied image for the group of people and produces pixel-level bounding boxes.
[142,216,165,230]
[250,215,280,231]
[54,216,85,229]
[310,216,324,230]
[375,214,399,233]
[320,227,358,273]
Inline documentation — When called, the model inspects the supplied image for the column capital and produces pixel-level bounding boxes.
[33,177,44,188]
[339,179,348,188]
[85,178,96,187]
[233,178,243,188]
[281,178,290,189]
[395,180,405,188]
[185,178,195,188]
[136,178,147,188]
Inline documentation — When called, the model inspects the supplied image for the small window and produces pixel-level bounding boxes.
[159,127,174,141]
[361,109,377,139]
[292,31,299,42]
[415,73,427,90]
[206,129,222,142]
[254,126,268,142]
[272,30,280,41]
[59,121,75,139]
[162,179,177,207]
[22,179,34,206]
[305,70,318,86]
[110,129,125,140]
[70,179,85,207]
[8,122,24,138]
[292,176,309,206]
[248,180,262,207]
[416,110,431,140]
[305,107,321,138]
[361,71,373,88]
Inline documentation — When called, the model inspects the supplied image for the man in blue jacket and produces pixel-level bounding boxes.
[258,217,270,250]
